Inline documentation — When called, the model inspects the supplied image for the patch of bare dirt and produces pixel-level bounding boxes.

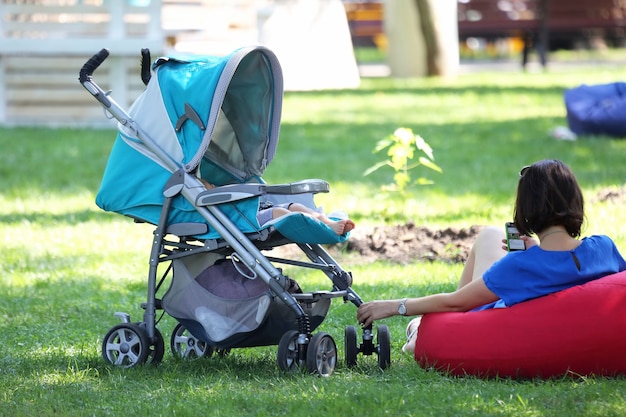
[334,223,484,264]
[329,186,626,264]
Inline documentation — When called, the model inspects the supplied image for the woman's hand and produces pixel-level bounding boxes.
[501,235,538,251]
[357,280,499,327]
[522,235,538,249]
[357,300,398,328]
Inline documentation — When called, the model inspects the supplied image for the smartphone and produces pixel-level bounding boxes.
[505,222,525,251]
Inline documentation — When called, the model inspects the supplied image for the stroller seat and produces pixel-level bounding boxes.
[124,177,350,249]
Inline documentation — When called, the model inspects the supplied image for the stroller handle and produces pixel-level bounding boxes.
[79,49,182,172]
[79,48,115,110]
[79,48,109,84]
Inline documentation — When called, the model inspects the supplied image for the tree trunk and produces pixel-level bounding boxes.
[385,0,458,77]
[416,0,440,75]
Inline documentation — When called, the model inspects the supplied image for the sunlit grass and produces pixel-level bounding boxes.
[1,65,626,416]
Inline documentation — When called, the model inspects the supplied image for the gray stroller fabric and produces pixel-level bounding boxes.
[195,259,269,299]
[163,255,272,343]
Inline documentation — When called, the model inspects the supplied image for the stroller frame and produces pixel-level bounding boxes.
[79,48,390,375]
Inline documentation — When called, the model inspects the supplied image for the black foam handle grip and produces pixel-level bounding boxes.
[140,48,152,86]
[79,48,110,83]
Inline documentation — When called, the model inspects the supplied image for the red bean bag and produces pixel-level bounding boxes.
[414,270,626,378]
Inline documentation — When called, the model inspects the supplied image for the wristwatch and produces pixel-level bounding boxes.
[397,298,408,316]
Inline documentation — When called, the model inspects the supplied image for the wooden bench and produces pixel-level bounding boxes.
[458,0,626,66]
[343,1,385,48]
[0,0,164,126]
[344,0,626,67]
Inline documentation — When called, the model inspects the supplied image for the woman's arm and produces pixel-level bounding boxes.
[356,278,499,327]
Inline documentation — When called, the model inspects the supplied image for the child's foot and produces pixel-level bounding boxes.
[343,219,355,234]
[327,219,356,235]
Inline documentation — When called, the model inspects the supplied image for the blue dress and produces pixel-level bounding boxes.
[473,235,626,311]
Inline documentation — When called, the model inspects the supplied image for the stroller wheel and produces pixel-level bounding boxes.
[377,325,391,370]
[277,330,300,373]
[344,325,358,368]
[147,326,165,365]
[170,323,214,359]
[102,323,151,368]
[306,332,337,377]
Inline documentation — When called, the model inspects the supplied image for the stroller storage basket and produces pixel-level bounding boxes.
[163,255,331,349]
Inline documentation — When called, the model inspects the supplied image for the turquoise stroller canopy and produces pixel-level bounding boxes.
[96,46,283,229]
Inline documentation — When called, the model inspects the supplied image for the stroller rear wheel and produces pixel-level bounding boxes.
[148,327,165,365]
[102,323,151,368]
[306,332,337,377]
[171,323,214,359]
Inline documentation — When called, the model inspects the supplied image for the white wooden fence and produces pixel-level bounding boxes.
[0,0,164,127]
[0,0,360,126]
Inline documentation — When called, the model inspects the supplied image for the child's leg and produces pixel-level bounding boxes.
[285,203,322,218]
[257,206,290,227]
[287,203,355,235]
[270,206,291,219]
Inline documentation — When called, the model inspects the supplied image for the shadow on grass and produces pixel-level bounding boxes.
[0,209,118,225]
[0,259,423,379]
[277,115,625,198]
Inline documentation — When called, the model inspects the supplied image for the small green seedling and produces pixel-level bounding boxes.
[364,127,442,197]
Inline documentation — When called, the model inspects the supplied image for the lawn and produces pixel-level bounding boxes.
[1,61,626,416]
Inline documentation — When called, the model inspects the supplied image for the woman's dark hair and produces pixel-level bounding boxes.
[513,159,584,237]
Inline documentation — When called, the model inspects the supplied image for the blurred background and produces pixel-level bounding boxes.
[1,0,625,126]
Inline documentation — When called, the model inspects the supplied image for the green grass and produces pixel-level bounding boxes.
[1,64,626,416]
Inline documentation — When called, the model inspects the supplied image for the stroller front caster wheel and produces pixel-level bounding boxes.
[343,324,391,370]
[344,325,358,368]
[171,323,214,359]
[377,325,391,370]
[102,323,151,368]
[306,332,337,377]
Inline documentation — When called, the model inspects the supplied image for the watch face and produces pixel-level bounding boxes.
[398,302,406,315]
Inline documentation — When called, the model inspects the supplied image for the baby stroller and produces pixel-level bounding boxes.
[79,46,390,376]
